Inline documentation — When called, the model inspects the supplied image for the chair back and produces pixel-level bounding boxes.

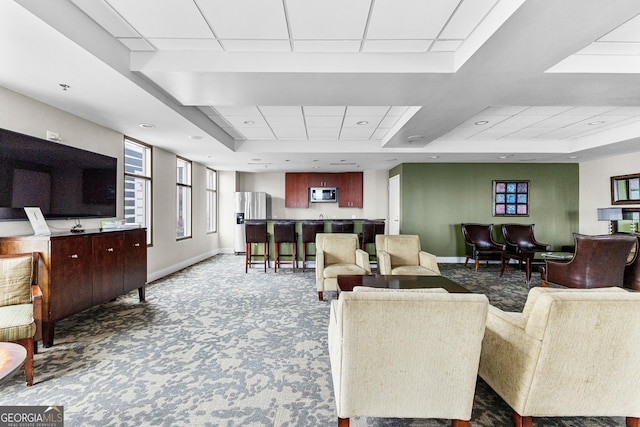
[301,220,325,244]
[330,220,354,233]
[375,234,421,266]
[245,220,268,243]
[330,289,488,420]
[361,220,385,245]
[0,253,35,307]
[316,233,358,265]
[462,223,496,249]
[273,221,296,243]
[518,287,640,415]
[501,224,547,252]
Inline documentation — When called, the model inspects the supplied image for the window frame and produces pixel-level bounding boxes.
[123,137,153,246]
[206,168,217,234]
[176,156,192,240]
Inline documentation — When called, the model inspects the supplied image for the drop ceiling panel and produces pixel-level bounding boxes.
[439,0,498,39]
[304,106,346,116]
[562,106,617,116]
[305,116,344,127]
[70,0,139,38]
[272,128,307,139]
[150,39,224,51]
[196,0,288,39]
[265,115,305,128]
[240,128,276,139]
[107,0,213,38]
[340,127,374,139]
[362,40,432,53]
[119,38,155,51]
[286,0,371,39]
[308,128,340,139]
[431,40,463,52]
[367,0,459,39]
[293,40,361,53]
[258,106,302,116]
[224,115,269,128]
[346,106,390,115]
[221,40,291,52]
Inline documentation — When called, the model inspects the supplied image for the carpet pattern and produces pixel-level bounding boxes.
[0,255,628,426]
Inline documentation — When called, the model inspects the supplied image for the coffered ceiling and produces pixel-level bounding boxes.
[2,0,640,172]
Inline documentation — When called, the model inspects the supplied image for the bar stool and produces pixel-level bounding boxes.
[301,220,325,272]
[361,220,386,251]
[330,220,354,233]
[245,220,269,273]
[273,220,297,272]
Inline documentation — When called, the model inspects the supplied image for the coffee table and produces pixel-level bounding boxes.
[0,342,26,386]
[336,274,470,296]
[501,251,573,286]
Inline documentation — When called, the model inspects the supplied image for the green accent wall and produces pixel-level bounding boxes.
[394,163,579,256]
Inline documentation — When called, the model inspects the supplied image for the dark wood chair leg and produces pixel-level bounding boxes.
[513,413,532,427]
[474,259,480,271]
[338,417,349,427]
[627,417,640,427]
[274,242,279,272]
[318,291,323,301]
[452,420,469,427]
[302,243,307,272]
[16,337,34,386]
[263,242,268,272]
[464,257,469,267]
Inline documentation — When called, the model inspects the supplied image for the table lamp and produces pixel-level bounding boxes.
[597,207,623,234]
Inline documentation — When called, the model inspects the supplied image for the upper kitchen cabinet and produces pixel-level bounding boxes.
[285,173,309,208]
[308,173,339,188]
[339,172,363,208]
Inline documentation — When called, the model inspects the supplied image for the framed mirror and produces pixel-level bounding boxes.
[611,173,640,205]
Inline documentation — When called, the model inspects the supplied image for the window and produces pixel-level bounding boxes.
[206,168,217,233]
[176,157,192,239]
[124,138,152,245]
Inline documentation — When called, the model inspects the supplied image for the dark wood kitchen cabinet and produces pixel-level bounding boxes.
[285,173,309,208]
[339,172,363,208]
[0,228,147,347]
[308,173,339,188]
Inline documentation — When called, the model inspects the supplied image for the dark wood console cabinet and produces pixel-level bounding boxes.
[0,228,147,347]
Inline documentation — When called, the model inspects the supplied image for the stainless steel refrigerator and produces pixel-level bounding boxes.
[234,192,271,254]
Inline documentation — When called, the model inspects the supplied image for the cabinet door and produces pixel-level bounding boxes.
[123,229,147,294]
[285,173,309,208]
[339,172,363,208]
[308,173,339,187]
[92,233,124,305]
[50,236,94,320]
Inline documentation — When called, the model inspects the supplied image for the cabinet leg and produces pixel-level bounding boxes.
[42,321,54,348]
[138,286,146,302]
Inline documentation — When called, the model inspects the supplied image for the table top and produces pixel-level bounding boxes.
[0,342,26,386]
[337,274,470,294]
[502,251,573,262]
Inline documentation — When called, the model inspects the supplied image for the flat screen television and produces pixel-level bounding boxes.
[0,128,117,221]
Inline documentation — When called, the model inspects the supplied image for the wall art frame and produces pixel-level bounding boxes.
[493,180,529,217]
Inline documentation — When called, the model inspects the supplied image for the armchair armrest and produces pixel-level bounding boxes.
[32,285,42,342]
[315,249,325,291]
[377,250,391,275]
[355,249,371,274]
[419,251,440,275]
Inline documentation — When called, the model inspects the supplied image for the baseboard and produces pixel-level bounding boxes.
[147,249,225,283]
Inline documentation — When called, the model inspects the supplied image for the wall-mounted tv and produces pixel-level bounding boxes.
[0,128,117,221]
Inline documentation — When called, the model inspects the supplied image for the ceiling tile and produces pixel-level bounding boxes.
[561,106,618,116]
[272,128,308,139]
[367,0,459,39]
[602,106,640,116]
[304,106,346,116]
[343,116,383,128]
[149,39,223,51]
[71,0,139,38]
[491,115,547,128]
[520,106,573,116]
[214,106,261,115]
[196,0,288,39]
[107,0,213,38]
[258,106,302,116]
[439,0,498,39]
[371,128,392,139]
[221,40,291,52]
[305,116,344,128]
[238,128,276,139]
[287,0,371,39]
[293,40,361,53]
[529,115,586,128]
[224,115,269,128]
[265,115,305,128]
[481,106,529,115]
[308,128,340,139]
[378,115,402,128]
[340,127,374,139]
[387,106,410,116]
[362,40,432,53]
[346,106,390,116]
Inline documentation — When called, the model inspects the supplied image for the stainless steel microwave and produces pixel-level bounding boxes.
[309,187,338,203]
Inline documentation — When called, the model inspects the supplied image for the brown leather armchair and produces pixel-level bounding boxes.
[461,224,505,271]
[540,234,636,288]
[501,224,550,253]
[624,234,640,291]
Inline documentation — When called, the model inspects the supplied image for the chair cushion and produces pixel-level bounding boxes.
[0,303,36,341]
[323,238,357,265]
[323,263,367,279]
[0,255,33,306]
[391,265,440,276]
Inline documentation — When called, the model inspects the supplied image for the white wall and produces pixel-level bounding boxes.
[0,86,220,281]
[580,151,640,235]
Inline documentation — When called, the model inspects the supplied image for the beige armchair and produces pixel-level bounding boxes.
[315,233,371,301]
[478,287,640,427]
[328,287,489,427]
[375,234,440,276]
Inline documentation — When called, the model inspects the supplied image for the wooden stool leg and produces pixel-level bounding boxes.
[264,242,268,272]
[292,242,296,272]
[302,243,307,272]
[274,242,279,272]
[245,243,250,273]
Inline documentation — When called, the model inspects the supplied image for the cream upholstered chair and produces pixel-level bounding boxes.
[329,287,489,427]
[375,234,440,276]
[0,253,42,386]
[315,233,370,301]
[478,287,640,427]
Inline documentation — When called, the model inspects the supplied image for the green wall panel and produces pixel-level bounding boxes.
[396,163,579,257]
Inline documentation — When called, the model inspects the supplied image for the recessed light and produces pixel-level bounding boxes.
[313,166,320,169]
[59,83,71,91]
[356,121,369,125]
[429,156,439,159]
[189,135,203,140]
[498,155,510,159]
[568,155,579,159]
[407,135,424,143]
[139,123,155,129]
[588,121,605,125]
[285,159,290,162]
[244,120,255,125]
[475,120,489,125]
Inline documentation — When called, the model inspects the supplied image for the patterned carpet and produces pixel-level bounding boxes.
[0,255,627,426]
